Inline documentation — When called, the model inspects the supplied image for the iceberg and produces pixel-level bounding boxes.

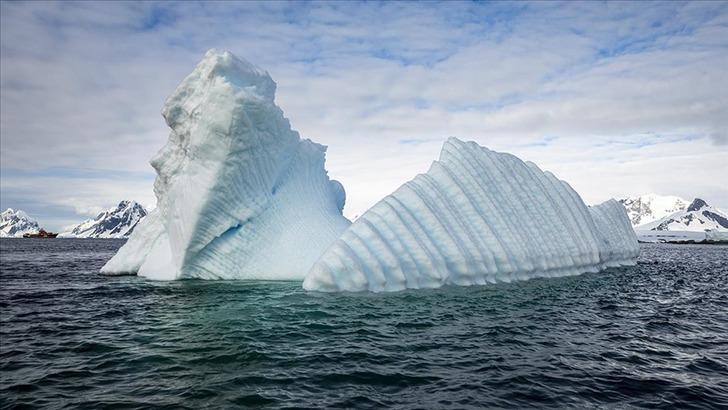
[102,50,638,291]
[101,50,350,280]
[303,138,639,292]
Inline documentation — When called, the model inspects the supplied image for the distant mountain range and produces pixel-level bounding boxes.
[0,208,40,237]
[619,194,728,232]
[618,194,690,226]
[1,201,147,239]
[60,201,147,238]
[5,195,725,239]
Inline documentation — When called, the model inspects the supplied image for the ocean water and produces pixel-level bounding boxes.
[1,239,727,409]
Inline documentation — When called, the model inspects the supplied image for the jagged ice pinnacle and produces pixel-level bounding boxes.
[101,49,350,279]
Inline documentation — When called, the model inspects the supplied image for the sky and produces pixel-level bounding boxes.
[1,1,727,231]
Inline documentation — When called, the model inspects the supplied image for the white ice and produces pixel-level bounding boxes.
[102,50,639,290]
[303,138,639,292]
[101,50,350,280]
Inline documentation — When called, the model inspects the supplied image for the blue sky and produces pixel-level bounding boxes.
[1,1,727,231]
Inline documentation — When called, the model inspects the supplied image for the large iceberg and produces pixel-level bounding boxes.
[101,50,350,280]
[303,138,639,292]
[102,50,638,290]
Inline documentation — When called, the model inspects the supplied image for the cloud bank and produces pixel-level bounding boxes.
[2,1,727,230]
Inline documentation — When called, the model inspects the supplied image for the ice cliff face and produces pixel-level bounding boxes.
[61,201,147,238]
[0,208,40,238]
[101,50,350,279]
[303,138,639,292]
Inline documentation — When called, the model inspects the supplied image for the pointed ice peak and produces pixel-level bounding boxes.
[164,49,275,113]
[687,198,708,212]
[202,48,269,76]
[203,49,275,98]
[161,49,279,147]
[439,137,489,163]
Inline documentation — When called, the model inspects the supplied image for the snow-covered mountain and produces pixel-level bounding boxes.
[618,194,689,226]
[0,208,40,237]
[637,198,728,232]
[62,201,147,238]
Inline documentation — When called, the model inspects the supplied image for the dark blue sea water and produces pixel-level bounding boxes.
[1,239,727,409]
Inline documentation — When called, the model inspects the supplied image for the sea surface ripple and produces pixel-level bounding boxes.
[1,239,727,409]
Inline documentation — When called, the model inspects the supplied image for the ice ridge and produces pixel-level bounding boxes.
[303,138,639,292]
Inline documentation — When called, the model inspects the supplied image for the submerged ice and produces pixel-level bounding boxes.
[103,49,639,290]
[303,138,639,292]
[101,50,350,280]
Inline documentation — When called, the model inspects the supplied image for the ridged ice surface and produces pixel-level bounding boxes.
[101,50,350,280]
[304,138,639,292]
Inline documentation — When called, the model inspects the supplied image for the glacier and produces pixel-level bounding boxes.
[303,138,639,292]
[101,50,350,280]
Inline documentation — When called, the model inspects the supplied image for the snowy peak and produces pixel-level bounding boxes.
[62,201,147,238]
[686,198,708,212]
[618,194,689,226]
[0,208,40,237]
[637,198,728,232]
